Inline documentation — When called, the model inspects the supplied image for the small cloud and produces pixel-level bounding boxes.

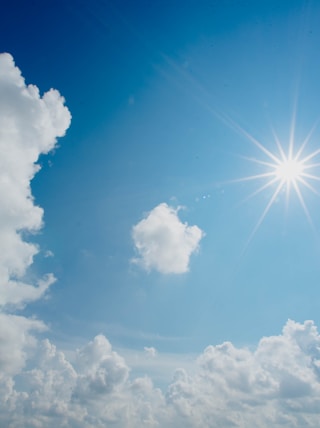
[44,250,54,258]
[131,203,204,274]
[144,346,157,358]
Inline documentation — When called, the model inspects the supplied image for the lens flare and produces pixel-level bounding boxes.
[229,117,320,246]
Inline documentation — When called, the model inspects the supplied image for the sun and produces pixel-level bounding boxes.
[274,158,304,183]
[227,114,320,244]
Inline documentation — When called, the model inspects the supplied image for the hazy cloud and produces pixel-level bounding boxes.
[132,203,204,274]
[144,346,157,358]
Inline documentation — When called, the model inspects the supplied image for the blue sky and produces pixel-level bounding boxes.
[2,0,320,426]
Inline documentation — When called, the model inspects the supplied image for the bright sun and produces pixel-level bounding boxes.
[275,158,304,182]
[227,114,320,243]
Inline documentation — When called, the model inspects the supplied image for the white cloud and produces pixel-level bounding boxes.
[144,347,157,358]
[44,250,54,258]
[0,313,46,375]
[0,52,71,309]
[164,319,320,427]
[0,51,71,421]
[1,320,320,427]
[132,203,204,274]
[73,335,129,400]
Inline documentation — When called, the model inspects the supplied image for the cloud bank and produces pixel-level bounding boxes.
[2,319,320,427]
[0,52,70,310]
[0,52,70,386]
[132,203,204,274]
[2,54,320,427]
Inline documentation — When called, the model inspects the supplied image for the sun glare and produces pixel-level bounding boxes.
[274,158,304,183]
[228,115,320,244]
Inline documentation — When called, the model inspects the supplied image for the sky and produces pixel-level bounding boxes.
[2,0,320,426]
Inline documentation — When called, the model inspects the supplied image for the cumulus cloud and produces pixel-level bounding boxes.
[0,52,71,309]
[0,51,70,408]
[132,203,204,274]
[1,320,320,427]
[73,335,129,400]
[0,313,46,375]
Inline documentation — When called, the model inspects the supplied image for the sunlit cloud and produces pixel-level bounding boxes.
[0,53,71,309]
[132,203,204,274]
[2,319,320,427]
[0,51,70,383]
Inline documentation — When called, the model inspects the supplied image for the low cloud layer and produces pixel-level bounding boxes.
[1,319,320,427]
[132,203,204,274]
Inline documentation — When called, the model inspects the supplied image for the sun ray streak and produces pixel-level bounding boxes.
[226,172,276,184]
[292,180,314,228]
[285,180,291,215]
[222,113,282,164]
[240,177,280,204]
[242,181,285,254]
[297,176,320,196]
[301,172,320,181]
[238,155,277,168]
[303,162,320,169]
[294,117,320,160]
[289,98,298,159]
[270,125,286,161]
[301,148,320,164]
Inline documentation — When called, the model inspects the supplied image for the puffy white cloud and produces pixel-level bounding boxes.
[132,203,204,274]
[1,320,320,427]
[0,313,46,375]
[0,333,164,428]
[0,52,71,309]
[0,52,71,423]
[164,319,320,427]
[73,335,129,400]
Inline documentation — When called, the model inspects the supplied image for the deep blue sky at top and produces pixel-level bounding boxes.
[2,0,320,352]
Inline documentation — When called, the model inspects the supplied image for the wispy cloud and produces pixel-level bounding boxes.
[144,346,157,358]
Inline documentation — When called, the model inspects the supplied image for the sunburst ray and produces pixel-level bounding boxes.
[232,118,320,244]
